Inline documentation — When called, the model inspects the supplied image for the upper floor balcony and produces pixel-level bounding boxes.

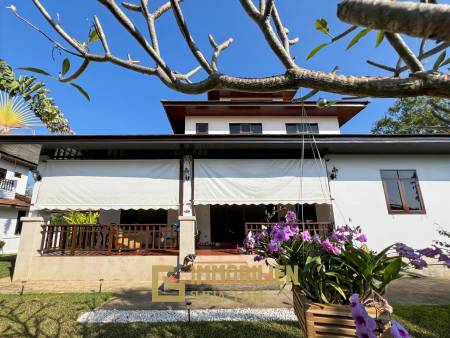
[0,178,17,199]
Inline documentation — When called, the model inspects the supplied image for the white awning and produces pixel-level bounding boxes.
[194,159,330,205]
[34,160,180,210]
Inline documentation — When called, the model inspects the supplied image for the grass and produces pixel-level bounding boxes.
[393,305,450,338]
[0,292,449,337]
[0,254,16,279]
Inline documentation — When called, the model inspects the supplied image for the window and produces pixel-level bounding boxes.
[0,168,6,179]
[381,170,425,214]
[14,172,22,178]
[286,123,319,134]
[196,123,209,134]
[229,123,262,134]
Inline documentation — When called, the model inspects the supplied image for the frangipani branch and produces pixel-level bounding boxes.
[11,0,450,98]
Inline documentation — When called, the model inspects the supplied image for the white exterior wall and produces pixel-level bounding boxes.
[328,155,450,251]
[185,116,340,135]
[0,159,29,195]
[0,207,20,253]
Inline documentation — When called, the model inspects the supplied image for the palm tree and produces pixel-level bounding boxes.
[0,59,72,134]
[0,91,42,134]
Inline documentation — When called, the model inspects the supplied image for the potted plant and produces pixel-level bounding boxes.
[244,211,420,338]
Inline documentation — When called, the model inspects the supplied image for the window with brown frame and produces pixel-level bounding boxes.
[381,170,425,214]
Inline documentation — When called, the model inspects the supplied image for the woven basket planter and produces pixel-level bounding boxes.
[293,286,391,337]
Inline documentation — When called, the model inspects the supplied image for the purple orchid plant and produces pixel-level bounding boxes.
[350,293,410,338]
[244,211,449,337]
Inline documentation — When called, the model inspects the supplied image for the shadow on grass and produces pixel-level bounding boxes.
[0,293,111,338]
[0,254,16,280]
[78,321,303,338]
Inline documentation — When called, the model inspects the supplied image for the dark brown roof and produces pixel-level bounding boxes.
[162,100,369,134]
[0,194,31,208]
[207,90,297,101]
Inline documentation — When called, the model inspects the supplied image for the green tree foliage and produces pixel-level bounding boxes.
[372,97,450,134]
[0,59,72,134]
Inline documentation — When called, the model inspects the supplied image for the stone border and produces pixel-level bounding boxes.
[77,308,296,323]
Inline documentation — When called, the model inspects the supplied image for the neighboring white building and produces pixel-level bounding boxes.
[3,90,450,281]
[0,153,32,254]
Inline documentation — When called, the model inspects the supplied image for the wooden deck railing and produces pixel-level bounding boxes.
[245,222,332,238]
[40,224,178,256]
[0,178,16,192]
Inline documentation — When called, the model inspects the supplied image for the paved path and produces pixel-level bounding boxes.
[2,276,450,308]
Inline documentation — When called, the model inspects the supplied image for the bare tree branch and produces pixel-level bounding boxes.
[208,35,233,72]
[271,5,295,53]
[367,60,397,73]
[140,0,160,54]
[338,0,450,42]
[98,0,174,81]
[7,5,82,58]
[263,0,275,21]
[93,16,111,55]
[14,0,449,98]
[31,0,87,55]
[385,33,424,72]
[367,42,449,75]
[240,0,296,69]
[169,0,213,74]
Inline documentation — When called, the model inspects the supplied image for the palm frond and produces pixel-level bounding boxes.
[0,91,42,134]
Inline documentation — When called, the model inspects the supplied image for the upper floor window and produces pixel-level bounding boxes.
[196,123,209,134]
[381,170,425,214]
[0,168,6,179]
[286,123,319,134]
[229,123,262,134]
[14,172,22,178]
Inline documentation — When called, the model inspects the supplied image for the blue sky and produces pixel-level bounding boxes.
[1,0,440,135]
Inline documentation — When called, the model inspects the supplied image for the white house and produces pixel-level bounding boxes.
[0,150,33,253]
[2,90,449,281]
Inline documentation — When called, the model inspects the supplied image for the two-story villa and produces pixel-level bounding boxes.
[0,147,33,253]
[2,90,449,281]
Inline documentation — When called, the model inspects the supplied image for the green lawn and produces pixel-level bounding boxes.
[0,254,16,279]
[0,292,448,338]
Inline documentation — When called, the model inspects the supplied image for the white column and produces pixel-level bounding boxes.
[178,215,196,261]
[13,217,44,281]
[179,156,196,261]
[182,156,193,216]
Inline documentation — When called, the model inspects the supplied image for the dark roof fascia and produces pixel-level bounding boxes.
[0,134,449,143]
[160,100,371,106]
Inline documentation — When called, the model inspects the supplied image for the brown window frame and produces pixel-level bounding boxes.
[381,170,426,215]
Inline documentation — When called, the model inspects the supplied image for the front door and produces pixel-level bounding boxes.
[210,205,245,244]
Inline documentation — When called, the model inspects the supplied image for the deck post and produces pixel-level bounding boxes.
[178,215,196,262]
[13,217,44,281]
